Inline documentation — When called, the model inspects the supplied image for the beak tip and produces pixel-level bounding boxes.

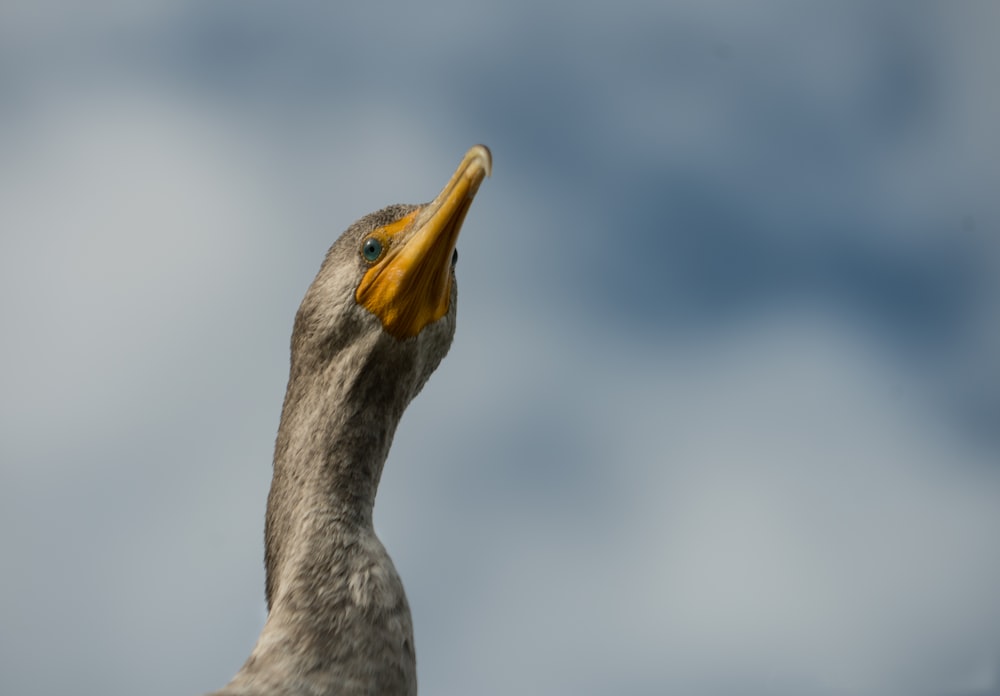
[468,144,493,178]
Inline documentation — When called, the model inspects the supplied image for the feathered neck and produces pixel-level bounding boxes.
[213,328,421,696]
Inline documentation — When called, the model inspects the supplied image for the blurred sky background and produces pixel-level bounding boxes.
[2,2,999,696]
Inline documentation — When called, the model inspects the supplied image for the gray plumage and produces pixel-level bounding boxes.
[208,205,459,696]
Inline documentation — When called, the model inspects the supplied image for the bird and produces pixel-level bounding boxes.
[207,145,492,696]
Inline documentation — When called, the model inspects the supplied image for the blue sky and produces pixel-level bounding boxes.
[1,3,999,695]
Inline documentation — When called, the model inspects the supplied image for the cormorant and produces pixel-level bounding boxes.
[208,145,492,696]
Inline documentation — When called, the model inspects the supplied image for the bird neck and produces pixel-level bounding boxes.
[213,334,422,695]
[264,334,417,608]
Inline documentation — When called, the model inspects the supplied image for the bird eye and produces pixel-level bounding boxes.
[362,237,383,262]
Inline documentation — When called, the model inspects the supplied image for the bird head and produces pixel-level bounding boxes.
[289,145,491,399]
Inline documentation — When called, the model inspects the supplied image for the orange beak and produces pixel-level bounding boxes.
[356,145,492,339]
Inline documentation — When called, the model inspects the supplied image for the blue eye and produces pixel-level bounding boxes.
[362,237,383,262]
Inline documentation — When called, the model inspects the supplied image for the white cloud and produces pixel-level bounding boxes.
[383,310,1000,696]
